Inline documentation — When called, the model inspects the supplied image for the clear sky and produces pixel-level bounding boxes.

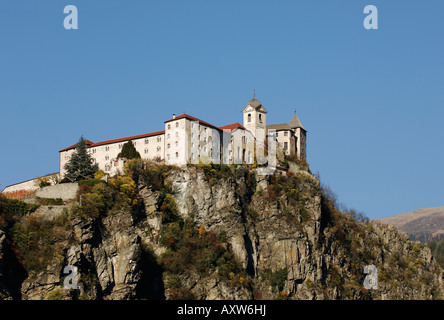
[0,1,443,219]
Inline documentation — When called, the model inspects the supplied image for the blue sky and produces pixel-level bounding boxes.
[0,1,443,219]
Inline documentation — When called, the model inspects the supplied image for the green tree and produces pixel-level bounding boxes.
[64,136,99,181]
[117,140,141,160]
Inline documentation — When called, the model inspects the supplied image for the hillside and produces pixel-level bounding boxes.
[375,207,444,242]
[0,159,443,300]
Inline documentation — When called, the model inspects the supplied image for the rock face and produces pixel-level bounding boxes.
[0,163,443,300]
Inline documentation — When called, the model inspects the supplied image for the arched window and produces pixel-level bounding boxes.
[248,113,251,123]
[259,114,262,123]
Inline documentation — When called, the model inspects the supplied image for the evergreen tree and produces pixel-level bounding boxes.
[64,136,99,181]
[117,140,141,160]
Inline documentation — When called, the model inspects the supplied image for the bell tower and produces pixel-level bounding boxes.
[242,94,267,138]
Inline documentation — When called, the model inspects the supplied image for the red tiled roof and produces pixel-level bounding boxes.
[59,140,95,152]
[218,122,246,132]
[90,130,165,148]
[59,131,165,152]
[165,114,222,132]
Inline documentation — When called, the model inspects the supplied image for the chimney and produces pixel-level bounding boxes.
[173,114,176,119]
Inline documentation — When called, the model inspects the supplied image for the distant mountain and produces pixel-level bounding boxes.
[375,206,444,242]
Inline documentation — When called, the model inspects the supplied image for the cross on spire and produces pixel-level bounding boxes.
[253,89,256,98]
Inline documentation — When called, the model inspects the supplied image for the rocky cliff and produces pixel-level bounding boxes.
[0,160,442,300]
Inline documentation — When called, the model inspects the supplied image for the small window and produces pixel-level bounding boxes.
[119,144,123,149]
[144,149,149,154]
[105,155,109,161]
[105,146,110,151]
[276,133,278,137]
[175,152,179,158]
[284,142,288,150]
[145,139,149,144]
[248,114,251,123]
[259,114,263,123]
[284,131,288,136]
[167,134,171,139]
[167,124,171,130]
[157,146,161,151]
[167,143,170,149]
[175,131,179,138]
[175,122,179,128]
[175,141,178,147]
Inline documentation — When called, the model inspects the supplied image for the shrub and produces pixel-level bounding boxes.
[0,195,39,218]
[9,214,68,272]
[159,194,179,224]
[142,161,172,192]
[35,176,51,188]
[117,140,141,160]
[78,179,105,188]
[265,268,288,292]
[35,197,64,206]
[160,216,247,284]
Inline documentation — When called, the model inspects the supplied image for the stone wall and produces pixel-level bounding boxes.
[35,183,79,200]
[2,173,59,193]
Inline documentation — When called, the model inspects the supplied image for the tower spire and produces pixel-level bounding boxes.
[253,89,256,98]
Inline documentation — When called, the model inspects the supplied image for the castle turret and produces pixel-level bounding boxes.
[289,112,307,159]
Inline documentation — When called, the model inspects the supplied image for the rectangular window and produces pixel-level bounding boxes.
[145,139,149,144]
[284,142,288,150]
[284,131,288,136]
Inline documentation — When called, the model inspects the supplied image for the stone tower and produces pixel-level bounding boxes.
[242,96,267,138]
[289,112,307,159]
